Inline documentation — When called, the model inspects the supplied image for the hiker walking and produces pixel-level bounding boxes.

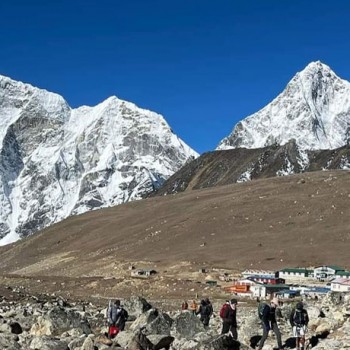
[204,298,213,317]
[221,299,238,339]
[258,297,283,350]
[106,299,128,338]
[190,299,198,315]
[181,300,188,311]
[196,299,212,327]
[290,302,309,350]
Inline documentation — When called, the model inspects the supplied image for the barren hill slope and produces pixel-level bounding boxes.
[0,170,349,278]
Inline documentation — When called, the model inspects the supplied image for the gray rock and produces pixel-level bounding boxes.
[145,312,173,335]
[0,333,21,349]
[115,330,135,348]
[30,336,69,350]
[68,335,86,350]
[123,297,152,319]
[31,307,91,336]
[147,334,174,350]
[81,335,94,350]
[171,312,205,339]
[130,309,160,331]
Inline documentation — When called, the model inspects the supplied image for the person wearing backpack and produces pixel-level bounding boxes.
[107,299,121,338]
[106,299,128,337]
[221,299,238,339]
[258,297,283,350]
[290,302,309,350]
[196,299,212,327]
[116,306,128,331]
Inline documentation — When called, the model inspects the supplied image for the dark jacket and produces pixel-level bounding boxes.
[261,304,277,327]
[196,301,212,326]
[107,305,128,329]
[107,304,121,324]
[222,305,237,327]
[290,308,309,327]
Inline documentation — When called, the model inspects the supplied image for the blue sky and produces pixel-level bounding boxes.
[1,0,350,154]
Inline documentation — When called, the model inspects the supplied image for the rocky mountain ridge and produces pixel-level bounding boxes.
[154,141,350,195]
[0,74,198,244]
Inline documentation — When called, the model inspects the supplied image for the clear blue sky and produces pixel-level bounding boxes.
[1,0,350,154]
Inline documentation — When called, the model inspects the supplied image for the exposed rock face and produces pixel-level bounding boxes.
[0,75,198,244]
[154,141,350,195]
[218,61,350,151]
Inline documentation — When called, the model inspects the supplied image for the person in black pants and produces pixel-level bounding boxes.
[221,298,238,340]
[258,297,283,350]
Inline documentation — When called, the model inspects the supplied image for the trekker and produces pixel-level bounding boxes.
[221,299,238,339]
[204,298,214,318]
[196,299,212,327]
[290,302,309,350]
[181,300,188,311]
[106,299,128,338]
[190,300,198,315]
[258,297,283,350]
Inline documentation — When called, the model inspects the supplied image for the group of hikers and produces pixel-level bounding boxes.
[107,297,309,349]
[182,297,309,350]
[182,298,214,326]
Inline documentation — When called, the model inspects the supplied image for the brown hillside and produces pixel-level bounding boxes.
[0,170,349,279]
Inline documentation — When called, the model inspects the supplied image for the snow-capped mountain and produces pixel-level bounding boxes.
[217,61,350,151]
[0,75,198,244]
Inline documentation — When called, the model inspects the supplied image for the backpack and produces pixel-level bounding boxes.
[293,309,306,326]
[121,308,128,321]
[220,303,229,318]
[108,324,119,338]
[258,302,268,320]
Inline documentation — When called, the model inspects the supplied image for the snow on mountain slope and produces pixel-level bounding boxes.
[217,61,350,151]
[0,75,198,244]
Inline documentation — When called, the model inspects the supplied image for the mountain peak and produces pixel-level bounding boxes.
[0,75,198,245]
[217,62,350,151]
[297,61,336,81]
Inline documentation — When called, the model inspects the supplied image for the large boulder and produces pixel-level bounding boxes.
[123,297,152,319]
[30,336,69,350]
[144,312,173,335]
[115,330,135,348]
[81,335,95,350]
[130,309,159,332]
[128,330,154,350]
[30,307,91,336]
[171,311,205,339]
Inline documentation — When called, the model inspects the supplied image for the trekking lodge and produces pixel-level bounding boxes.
[223,266,350,299]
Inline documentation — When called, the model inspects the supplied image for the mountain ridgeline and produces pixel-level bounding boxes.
[155,61,350,195]
[0,75,198,244]
[1,61,350,244]
[153,141,350,195]
[217,61,350,151]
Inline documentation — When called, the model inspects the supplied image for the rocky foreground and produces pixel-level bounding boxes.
[0,289,350,350]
